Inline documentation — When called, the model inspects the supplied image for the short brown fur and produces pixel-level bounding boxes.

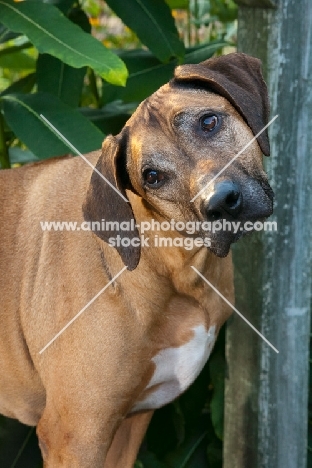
[0,53,273,467]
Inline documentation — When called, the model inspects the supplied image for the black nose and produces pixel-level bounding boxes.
[206,180,242,221]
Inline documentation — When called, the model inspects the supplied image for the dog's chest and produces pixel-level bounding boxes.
[133,324,216,412]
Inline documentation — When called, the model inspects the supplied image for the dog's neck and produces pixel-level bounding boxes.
[126,191,224,293]
[96,193,232,333]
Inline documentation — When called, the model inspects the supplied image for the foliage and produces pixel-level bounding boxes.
[0,0,237,466]
[0,0,237,169]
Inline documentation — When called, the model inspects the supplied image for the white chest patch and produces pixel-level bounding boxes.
[133,325,216,412]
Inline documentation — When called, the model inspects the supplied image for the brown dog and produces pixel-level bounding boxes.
[0,53,273,467]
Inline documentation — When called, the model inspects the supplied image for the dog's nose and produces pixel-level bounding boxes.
[205,180,242,221]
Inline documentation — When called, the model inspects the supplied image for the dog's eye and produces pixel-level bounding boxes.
[143,169,165,187]
[200,114,219,132]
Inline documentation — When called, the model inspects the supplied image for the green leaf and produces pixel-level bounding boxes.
[44,0,76,15]
[0,50,35,70]
[0,111,10,168]
[37,7,91,107]
[137,451,167,468]
[102,50,173,104]
[183,41,229,63]
[146,405,179,458]
[1,92,104,159]
[102,42,227,105]
[0,0,128,86]
[0,72,36,97]
[0,21,20,43]
[208,350,225,440]
[37,55,86,108]
[164,431,207,468]
[165,0,189,9]
[206,439,223,468]
[210,0,238,23]
[9,147,39,164]
[80,101,135,135]
[105,0,184,63]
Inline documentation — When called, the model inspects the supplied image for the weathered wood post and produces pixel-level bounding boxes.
[224,1,312,467]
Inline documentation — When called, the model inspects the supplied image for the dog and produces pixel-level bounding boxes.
[0,52,273,467]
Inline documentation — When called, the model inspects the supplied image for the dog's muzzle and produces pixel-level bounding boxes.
[199,177,274,257]
[205,180,243,221]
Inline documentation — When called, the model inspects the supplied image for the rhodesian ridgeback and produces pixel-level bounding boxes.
[0,53,273,467]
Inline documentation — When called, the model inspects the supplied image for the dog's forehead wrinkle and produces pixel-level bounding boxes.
[141,146,191,168]
[150,84,230,117]
[171,100,228,120]
[145,89,176,121]
[169,81,221,99]
[144,184,188,203]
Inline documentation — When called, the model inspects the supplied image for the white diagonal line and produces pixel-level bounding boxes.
[40,114,129,203]
[191,114,279,202]
[191,266,279,353]
[39,266,127,354]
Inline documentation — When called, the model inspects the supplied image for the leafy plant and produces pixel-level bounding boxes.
[0,0,181,167]
[0,0,235,170]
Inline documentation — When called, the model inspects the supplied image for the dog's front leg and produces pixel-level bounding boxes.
[104,410,153,468]
[37,400,124,467]
[35,348,144,467]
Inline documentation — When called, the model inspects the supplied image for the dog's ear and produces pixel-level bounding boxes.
[173,52,270,156]
[83,133,140,271]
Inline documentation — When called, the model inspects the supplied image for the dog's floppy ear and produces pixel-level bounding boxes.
[83,133,140,271]
[173,52,270,156]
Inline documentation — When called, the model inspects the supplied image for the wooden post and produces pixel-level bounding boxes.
[224,1,312,467]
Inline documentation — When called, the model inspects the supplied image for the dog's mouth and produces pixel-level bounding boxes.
[196,177,274,257]
[205,210,274,257]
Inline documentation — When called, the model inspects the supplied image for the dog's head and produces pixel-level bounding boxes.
[83,53,274,270]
